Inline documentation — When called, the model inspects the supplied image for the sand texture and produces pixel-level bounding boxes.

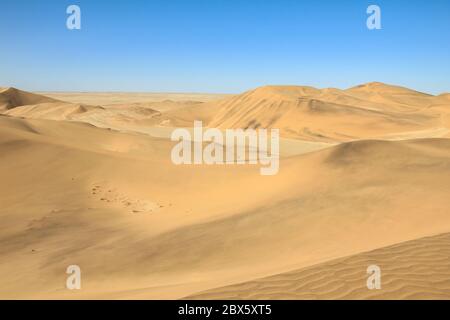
[1,83,450,299]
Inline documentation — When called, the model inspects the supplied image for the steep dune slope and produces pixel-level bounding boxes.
[1,115,450,299]
[0,87,59,111]
[208,84,445,141]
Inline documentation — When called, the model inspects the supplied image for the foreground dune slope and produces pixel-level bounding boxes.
[1,114,450,299]
[185,232,450,300]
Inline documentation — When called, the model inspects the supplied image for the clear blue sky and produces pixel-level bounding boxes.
[1,0,449,94]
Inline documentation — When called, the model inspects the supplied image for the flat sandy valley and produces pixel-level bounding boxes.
[1,82,450,299]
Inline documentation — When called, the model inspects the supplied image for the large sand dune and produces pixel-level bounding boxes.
[0,83,450,299]
[0,87,59,111]
[209,83,450,141]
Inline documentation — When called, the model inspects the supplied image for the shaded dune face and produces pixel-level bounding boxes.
[0,87,59,110]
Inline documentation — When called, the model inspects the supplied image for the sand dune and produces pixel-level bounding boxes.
[1,88,220,134]
[140,100,224,128]
[438,93,450,101]
[1,83,450,299]
[1,113,450,299]
[4,102,103,121]
[4,84,449,143]
[185,232,450,300]
[345,82,435,110]
[0,87,59,111]
[2,89,163,131]
[208,83,450,141]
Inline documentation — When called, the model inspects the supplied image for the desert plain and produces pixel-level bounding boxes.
[1,82,450,299]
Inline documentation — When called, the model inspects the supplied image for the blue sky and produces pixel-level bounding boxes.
[1,0,449,94]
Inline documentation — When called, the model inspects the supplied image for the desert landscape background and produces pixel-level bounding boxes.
[1,82,450,299]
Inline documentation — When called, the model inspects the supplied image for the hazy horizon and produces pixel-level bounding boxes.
[2,81,448,96]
